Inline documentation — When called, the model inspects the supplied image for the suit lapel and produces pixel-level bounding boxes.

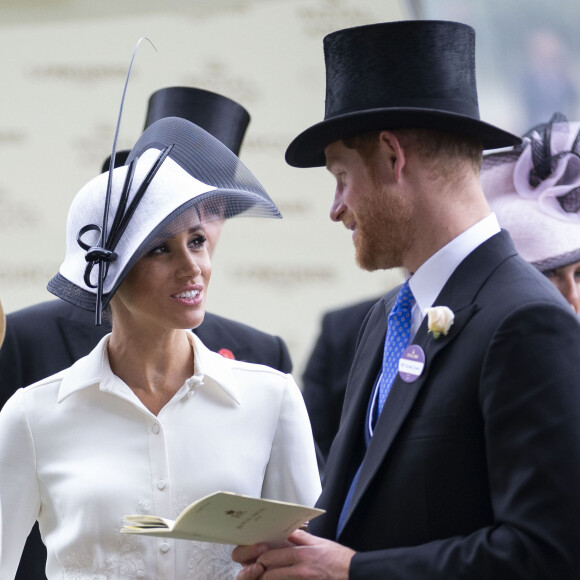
[314,291,396,533]
[194,315,253,361]
[343,302,477,526]
[56,307,110,362]
[335,231,518,536]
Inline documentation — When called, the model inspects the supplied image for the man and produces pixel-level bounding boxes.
[233,20,580,579]
[0,86,292,580]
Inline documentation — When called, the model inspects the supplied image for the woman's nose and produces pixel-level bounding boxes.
[176,248,201,278]
[564,278,580,314]
[555,270,580,314]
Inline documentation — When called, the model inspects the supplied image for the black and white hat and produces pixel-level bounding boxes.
[48,116,281,318]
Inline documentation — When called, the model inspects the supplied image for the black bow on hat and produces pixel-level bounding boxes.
[286,20,522,168]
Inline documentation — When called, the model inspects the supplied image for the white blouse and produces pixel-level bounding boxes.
[0,332,321,579]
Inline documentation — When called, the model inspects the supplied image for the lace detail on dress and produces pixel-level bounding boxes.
[174,488,190,516]
[186,541,242,580]
[59,490,241,578]
[177,489,242,579]
[60,534,241,579]
[62,532,146,578]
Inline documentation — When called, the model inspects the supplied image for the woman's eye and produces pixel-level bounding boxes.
[189,235,207,249]
[147,244,168,256]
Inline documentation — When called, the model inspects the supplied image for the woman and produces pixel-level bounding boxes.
[482,113,580,315]
[0,117,321,579]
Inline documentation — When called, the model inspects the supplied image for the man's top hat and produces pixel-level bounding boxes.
[285,20,521,168]
[102,86,250,171]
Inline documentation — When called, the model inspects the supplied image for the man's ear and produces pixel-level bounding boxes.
[379,130,406,181]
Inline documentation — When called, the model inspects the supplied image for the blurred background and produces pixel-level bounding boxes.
[0,0,578,380]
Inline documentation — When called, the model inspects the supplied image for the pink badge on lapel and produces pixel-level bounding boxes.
[398,345,425,383]
[218,348,235,360]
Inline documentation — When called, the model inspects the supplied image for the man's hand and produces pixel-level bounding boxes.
[233,530,355,579]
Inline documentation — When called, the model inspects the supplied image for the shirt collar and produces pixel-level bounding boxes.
[188,332,241,405]
[409,213,500,323]
[57,334,109,402]
[58,331,241,405]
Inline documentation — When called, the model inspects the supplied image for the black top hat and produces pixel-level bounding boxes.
[145,87,250,155]
[285,20,522,168]
[101,86,250,171]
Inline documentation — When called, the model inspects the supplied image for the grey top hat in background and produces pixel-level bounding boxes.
[102,86,250,171]
[286,20,522,168]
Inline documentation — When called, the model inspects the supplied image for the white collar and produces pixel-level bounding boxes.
[408,213,500,325]
[57,331,241,405]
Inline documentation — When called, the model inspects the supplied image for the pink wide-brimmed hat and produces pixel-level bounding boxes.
[482,114,580,272]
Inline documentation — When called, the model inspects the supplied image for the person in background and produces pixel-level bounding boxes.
[233,20,580,579]
[0,116,321,579]
[0,86,293,580]
[482,113,580,315]
[302,296,379,460]
[521,30,578,128]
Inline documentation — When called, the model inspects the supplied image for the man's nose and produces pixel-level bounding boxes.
[330,189,345,223]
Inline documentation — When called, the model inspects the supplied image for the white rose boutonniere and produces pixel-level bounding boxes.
[425,306,454,339]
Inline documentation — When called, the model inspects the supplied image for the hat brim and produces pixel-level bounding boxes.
[285,108,522,168]
[533,248,580,273]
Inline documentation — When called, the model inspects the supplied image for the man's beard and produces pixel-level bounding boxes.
[352,185,413,272]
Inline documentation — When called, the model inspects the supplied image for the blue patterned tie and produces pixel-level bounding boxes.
[377,280,415,416]
[336,281,415,538]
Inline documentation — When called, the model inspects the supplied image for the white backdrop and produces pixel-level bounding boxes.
[0,0,408,378]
